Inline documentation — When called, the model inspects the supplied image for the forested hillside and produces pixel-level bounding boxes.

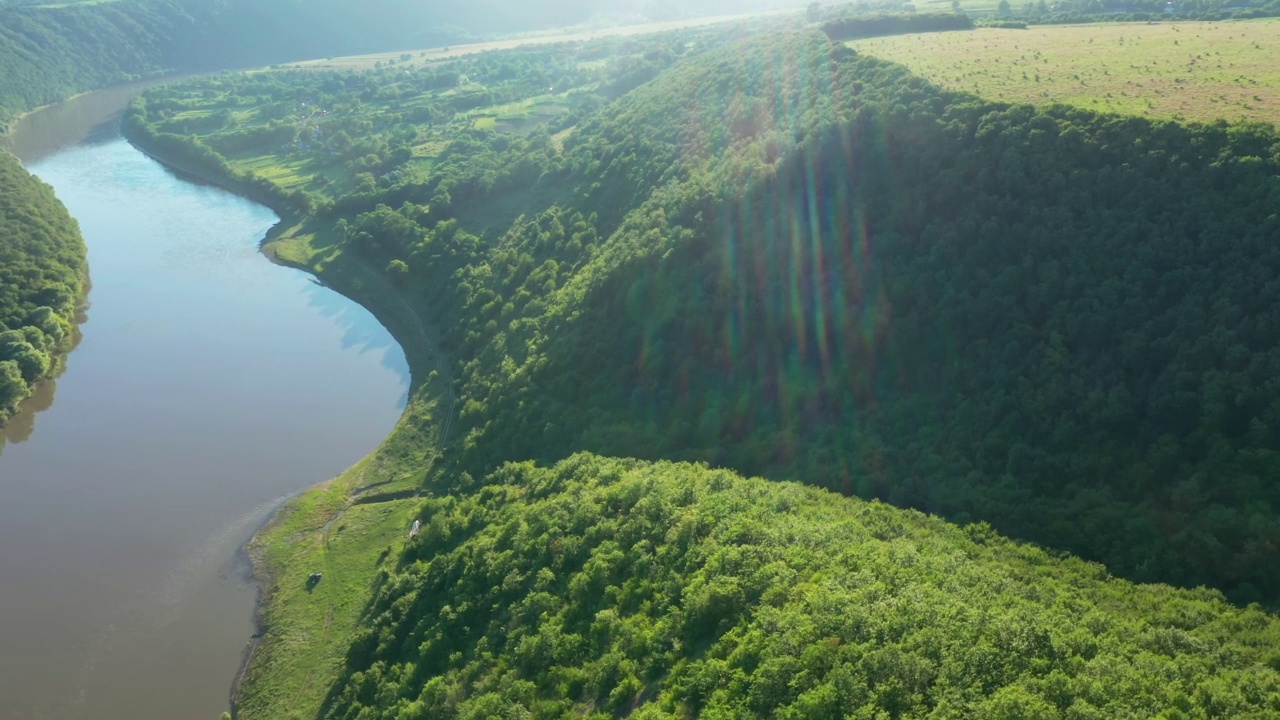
[0,152,85,423]
[124,22,1280,718]
[361,34,1280,602]
[132,27,1280,606]
[0,0,466,127]
[324,454,1280,719]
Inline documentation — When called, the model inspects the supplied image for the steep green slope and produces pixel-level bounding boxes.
[362,32,1280,601]
[0,0,200,126]
[132,29,1280,604]
[0,152,85,422]
[421,35,1280,602]
[126,27,1280,717]
[326,454,1280,719]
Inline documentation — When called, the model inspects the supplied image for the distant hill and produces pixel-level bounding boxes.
[0,0,805,128]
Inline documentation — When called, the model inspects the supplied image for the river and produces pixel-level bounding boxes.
[0,91,409,719]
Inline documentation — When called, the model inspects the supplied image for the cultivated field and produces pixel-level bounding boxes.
[852,19,1280,125]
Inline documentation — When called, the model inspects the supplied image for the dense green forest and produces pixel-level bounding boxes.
[123,20,1280,718]
[324,454,1280,719]
[0,152,85,423]
[130,26,1280,609]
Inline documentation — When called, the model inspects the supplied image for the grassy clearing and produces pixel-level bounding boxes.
[229,155,315,190]
[235,455,421,720]
[852,19,1280,124]
[468,92,572,132]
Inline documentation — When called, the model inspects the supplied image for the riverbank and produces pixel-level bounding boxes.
[0,150,88,430]
[123,108,458,719]
[231,222,463,719]
[0,129,413,719]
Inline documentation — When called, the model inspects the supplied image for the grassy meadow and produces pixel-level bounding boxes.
[236,460,419,720]
[852,19,1280,124]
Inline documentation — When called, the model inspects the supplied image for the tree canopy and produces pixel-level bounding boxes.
[326,454,1280,719]
[0,152,85,423]
[124,22,1280,719]
[134,26,1280,603]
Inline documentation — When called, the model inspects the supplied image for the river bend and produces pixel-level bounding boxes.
[0,98,408,720]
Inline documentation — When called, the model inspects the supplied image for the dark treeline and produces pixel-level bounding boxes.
[820,12,973,39]
[1028,6,1280,22]
[0,153,85,422]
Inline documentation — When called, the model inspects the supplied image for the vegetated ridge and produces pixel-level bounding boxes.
[0,152,85,425]
[330,454,1280,719]
[125,24,1280,718]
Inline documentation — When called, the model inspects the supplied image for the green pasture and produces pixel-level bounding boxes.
[468,93,572,132]
[852,19,1280,124]
[235,462,420,720]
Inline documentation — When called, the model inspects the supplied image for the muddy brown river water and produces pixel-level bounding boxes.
[0,89,408,719]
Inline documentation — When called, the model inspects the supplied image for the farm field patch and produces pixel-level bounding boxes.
[852,20,1280,124]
